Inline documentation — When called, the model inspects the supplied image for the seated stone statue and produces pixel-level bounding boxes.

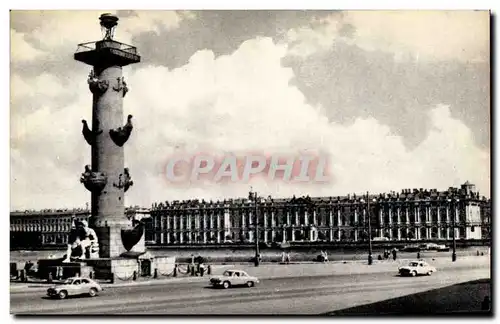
[63,219,99,262]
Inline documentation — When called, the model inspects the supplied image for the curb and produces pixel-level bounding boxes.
[9,276,206,292]
[102,277,206,288]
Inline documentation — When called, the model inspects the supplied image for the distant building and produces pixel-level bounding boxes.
[10,207,150,249]
[10,182,491,249]
[10,208,91,249]
[149,182,490,245]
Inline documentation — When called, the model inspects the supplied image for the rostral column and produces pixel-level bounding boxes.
[76,13,143,258]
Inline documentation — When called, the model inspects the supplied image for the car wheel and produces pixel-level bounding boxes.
[246,281,254,288]
[411,271,417,277]
[58,290,68,299]
[222,281,230,289]
[89,288,98,297]
[427,271,432,276]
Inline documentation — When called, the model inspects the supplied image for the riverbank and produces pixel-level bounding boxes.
[11,246,490,264]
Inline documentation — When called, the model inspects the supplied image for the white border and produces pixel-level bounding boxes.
[3,1,497,323]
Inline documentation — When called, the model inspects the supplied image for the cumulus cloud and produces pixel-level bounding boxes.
[9,10,194,62]
[10,30,45,62]
[286,11,490,62]
[10,35,489,210]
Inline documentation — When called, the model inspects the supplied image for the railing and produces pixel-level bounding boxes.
[75,40,138,56]
[75,42,97,53]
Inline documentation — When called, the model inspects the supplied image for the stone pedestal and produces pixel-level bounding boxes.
[37,259,93,280]
[85,255,175,281]
[93,221,146,258]
[85,258,138,281]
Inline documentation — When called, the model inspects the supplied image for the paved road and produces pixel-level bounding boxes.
[11,265,490,315]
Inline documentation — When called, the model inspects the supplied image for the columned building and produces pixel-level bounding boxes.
[149,182,488,245]
[10,182,490,248]
[150,200,232,245]
[10,209,91,249]
[10,207,149,249]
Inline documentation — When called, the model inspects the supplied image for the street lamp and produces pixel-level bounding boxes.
[249,189,261,267]
[361,192,376,265]
[447,197,459,262]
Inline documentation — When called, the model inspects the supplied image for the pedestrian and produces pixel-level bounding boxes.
[417,252,421,259]
[56,266,63,280]
[392,249,397,261]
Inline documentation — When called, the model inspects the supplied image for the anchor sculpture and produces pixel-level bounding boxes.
[109,115,133,147]
[112,76,128,97]
[113,168,134,192]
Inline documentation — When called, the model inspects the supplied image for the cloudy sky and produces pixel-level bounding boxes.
[10,10,490,210]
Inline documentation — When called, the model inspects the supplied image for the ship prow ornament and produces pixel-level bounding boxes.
[82,119,103,145]
[110,114,133,147]
[121,218,145,251]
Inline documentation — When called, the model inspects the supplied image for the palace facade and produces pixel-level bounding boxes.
[10,182,491,249]
[148,182,490,245]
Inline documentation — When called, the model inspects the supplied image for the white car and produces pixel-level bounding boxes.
[209,270,260,289]
[398,260,437,277]
[46,277,103,299]
[436,244,450,252]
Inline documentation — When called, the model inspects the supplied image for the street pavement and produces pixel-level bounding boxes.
[10,255,490,291]
[11,262,490,315]
[210,255,489,279]
[326,278,491,315]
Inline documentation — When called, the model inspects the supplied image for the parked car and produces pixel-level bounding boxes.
[436,244,450,252]
[46,277,103,299]
[209,270,259,289]
[401,244,421,252]
[398,260,437,277]
[419,243,438,250]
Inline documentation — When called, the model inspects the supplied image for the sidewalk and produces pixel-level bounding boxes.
[10,255,489,293]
